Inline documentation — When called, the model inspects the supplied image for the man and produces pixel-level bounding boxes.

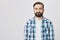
[24,1,54,40]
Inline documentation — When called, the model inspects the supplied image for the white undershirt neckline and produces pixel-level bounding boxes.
[35,18,42,40]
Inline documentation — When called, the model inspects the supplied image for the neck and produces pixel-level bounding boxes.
[35,16,43,20]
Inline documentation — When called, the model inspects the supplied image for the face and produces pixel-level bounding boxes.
[33,4,44,17]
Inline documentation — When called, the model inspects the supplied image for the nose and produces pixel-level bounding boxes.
[37,9,40,12]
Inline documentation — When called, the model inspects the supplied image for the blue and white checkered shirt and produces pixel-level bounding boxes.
[24,16,54,40]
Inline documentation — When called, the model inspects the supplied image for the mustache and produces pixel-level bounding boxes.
[35,12,41,13]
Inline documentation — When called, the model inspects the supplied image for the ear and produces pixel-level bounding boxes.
[43,8,44,12]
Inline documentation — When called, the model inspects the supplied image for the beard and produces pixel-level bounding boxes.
[35,12,43,17]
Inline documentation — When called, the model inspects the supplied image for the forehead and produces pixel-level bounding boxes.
[34,4,43,8]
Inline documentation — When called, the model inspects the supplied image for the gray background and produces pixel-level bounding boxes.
[0,0,60,40]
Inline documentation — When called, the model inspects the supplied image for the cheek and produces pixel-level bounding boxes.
[40,10,44,13]
[40,10,43,12]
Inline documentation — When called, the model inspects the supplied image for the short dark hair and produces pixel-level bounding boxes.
[33,2,44,8]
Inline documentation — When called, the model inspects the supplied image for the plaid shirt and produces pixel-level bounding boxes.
[24,16,54,40]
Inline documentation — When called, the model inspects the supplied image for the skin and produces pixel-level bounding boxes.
[33,4,44,20]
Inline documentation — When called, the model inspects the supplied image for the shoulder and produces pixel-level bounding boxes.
[26,17,34,23]
[43,17,53,24]
[25,17,34,26]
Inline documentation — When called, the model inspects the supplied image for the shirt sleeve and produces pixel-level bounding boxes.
[48,22,54,40]
[24,22,29,40]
